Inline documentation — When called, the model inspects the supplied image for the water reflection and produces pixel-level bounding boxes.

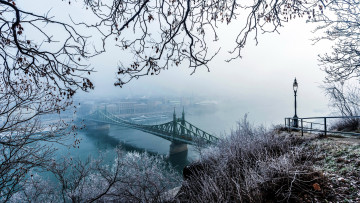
[86,128,150,154]
[81,126,193,173]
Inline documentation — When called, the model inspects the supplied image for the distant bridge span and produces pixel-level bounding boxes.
[81,109,219,145]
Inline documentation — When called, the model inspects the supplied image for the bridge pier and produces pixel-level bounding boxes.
[169,141,188,155]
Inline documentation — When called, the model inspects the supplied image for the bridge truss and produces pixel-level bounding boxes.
[81,109,219,145]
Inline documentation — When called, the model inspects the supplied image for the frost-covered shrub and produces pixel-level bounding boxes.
[175,116,330,202]
[330,117,360,132]
[10,147,180,202]
[9,174,58,203]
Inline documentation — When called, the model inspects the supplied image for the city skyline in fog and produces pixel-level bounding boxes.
[81,17,332,125]
[21,0,333,126]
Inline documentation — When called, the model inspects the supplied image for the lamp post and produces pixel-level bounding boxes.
[292,78,298,128]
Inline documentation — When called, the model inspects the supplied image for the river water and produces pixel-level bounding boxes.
[54,102,283,174]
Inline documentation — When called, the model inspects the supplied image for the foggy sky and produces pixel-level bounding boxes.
[18,0,333,125]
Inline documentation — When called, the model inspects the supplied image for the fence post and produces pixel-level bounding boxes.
[310,122,312,133]
[324,117,327,136]
[288,118,291,132]
[301,118,303,136]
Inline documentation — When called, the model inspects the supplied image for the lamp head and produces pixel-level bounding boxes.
[293,78,298,92]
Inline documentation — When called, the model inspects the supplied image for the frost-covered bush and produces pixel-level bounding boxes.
[330,117,360,132]
[10,147,180,202]
[175,116,329,202]
[9,174,58,203]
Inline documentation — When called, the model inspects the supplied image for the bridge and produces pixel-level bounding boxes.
[81,108,219,154]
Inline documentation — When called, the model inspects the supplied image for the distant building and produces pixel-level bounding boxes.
[168,100,181,107]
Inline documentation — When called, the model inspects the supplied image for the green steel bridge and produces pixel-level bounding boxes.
[81,109,219,145]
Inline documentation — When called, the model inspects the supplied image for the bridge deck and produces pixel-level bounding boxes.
[80,110,219,145]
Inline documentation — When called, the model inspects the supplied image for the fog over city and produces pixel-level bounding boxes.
[17,1,333,129]
[81,17,332,127]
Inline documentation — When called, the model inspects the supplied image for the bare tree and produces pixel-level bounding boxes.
[311,1,360,129]
[323,81,360,131]
[324,81,360,117]
[0,0,95,200]
[82,0,325,86]
[312,0,360,83]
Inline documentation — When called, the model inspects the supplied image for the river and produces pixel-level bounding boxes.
[53,101,285,174]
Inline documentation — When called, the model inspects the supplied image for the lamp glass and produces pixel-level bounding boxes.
[293,79,298,92]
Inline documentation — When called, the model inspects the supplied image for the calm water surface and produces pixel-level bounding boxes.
[54,103,277,173]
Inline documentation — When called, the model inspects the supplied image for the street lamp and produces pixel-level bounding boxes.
[292,78,298,128]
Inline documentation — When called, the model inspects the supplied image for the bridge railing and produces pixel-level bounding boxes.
[284,116,360,137]
[183,121,219,143]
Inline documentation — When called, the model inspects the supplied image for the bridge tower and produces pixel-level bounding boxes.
[85,108,110,131]
[170,107,188,155]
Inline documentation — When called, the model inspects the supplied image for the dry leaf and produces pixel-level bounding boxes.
[313,183,321,191]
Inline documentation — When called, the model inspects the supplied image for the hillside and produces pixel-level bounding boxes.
[169,125,360,202]
[311,135,360,202]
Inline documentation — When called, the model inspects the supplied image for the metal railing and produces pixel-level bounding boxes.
[284,116,360,137]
